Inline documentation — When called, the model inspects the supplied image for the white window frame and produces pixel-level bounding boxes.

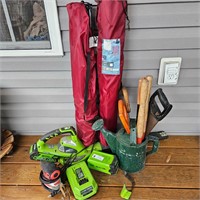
[0,0,63,57]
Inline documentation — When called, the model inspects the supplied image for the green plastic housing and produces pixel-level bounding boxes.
[66,161,98,200]
[87,150,119,175]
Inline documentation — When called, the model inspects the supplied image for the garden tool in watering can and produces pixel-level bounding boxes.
[92,119,159,173]
[145,88,173,136]
[118,86,137,145]
[121,86,131,114]
[136,77,149,144]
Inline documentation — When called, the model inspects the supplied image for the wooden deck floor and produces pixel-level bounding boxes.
[0,135,200,200]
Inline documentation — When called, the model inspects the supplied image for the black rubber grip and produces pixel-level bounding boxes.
[150,88,173,121]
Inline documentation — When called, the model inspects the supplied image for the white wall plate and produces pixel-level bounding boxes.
[158,57,182,85]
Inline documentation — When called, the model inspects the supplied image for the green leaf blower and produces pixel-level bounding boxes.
[29,126,102,165]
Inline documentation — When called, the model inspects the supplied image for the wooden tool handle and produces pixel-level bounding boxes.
[122,86,131,113]
[136,78,142,123]
[136,78,149,144]
[144,75,153,135]
[137,78,142,105]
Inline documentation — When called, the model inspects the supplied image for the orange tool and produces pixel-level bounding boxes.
[136,78,149,144]
[118,99,131,134]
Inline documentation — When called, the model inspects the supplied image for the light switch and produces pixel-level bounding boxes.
[158,57,182,85]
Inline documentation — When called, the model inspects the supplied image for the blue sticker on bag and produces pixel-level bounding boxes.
[102,39,120,75]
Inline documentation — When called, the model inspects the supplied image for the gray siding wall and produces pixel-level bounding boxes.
[1,0,200,135]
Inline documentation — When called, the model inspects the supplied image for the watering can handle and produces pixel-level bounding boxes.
[40,126,77,143]
[146,135,159,156]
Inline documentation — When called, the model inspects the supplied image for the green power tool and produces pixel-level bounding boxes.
[29,126,102,165]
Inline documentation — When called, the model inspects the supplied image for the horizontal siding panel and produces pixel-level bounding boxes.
[129,103,200,118]
[124,27,200,51]
[1,117,76,134]
[1,87,199,103]
[1,49,199,71]
[1,86,200,103]
[1,117,199,134]
[122,69,200,87]
[127,87,200,103]
[1,69,199,88]
[154,117,200,133]
[176,49,200,69]
[0,54,71,71]
[1,103,75,118]
[124,49,200,70]
[0,71,72,88]
[62,27,200,52]
[57,0,200,6]
[59,2,200,30]
[167,103,200,117]
[1,103,199,118]
[156,87,200,103]
[1,88,73,103]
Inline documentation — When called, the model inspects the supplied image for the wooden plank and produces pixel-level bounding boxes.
[95,166,200,188]
[1,186,199,200]
[14,135,200,148]
[59,3,200,30]
[157,136,200,149]
[1,164,199,188]
[1,146,199,166]
[1,146,37,164]
[0,186,64,200]
[146,148,200,166]
[62,27,200,52]
[1,87,199,103]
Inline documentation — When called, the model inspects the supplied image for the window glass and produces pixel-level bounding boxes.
[0,0,50,50]
[0,1,11,41]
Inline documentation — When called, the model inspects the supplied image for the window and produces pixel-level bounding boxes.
[0,0,63,57]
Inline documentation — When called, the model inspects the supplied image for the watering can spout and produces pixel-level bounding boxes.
[92,119,117,153]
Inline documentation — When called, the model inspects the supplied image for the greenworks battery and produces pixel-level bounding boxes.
[87,150,119,175]
[66,161,98,200]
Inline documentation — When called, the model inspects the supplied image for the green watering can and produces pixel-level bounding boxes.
[92,119,159,173]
